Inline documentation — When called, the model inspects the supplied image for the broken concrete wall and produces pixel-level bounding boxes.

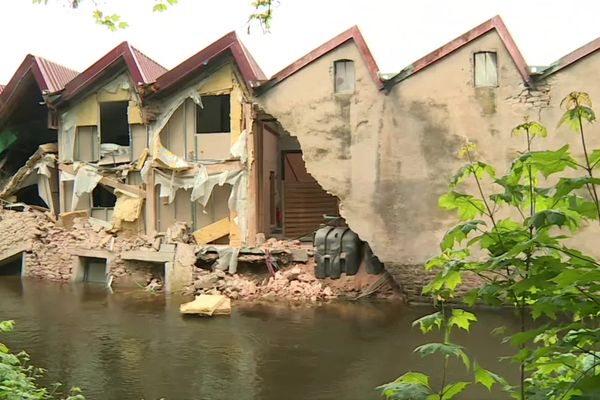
[57,72,148,228]
[145,63,256,246]
[59,73,146,164]
[257,31,600,267]
[256,41,386,257]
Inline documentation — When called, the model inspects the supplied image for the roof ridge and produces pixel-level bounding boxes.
[385,15,530,87]
[152,30,266,95]
[257,25,383,92]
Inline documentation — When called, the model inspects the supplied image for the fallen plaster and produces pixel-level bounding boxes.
[0,143,58,213]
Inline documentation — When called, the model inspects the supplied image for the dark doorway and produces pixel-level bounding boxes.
[0,255,23,276]
[15,185,47,208]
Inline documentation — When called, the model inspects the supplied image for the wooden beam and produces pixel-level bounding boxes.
[173,160,243,177]
[244,102,258,246]
[146,168,156,236]
[58,163,145,197]
[193,217,230,244]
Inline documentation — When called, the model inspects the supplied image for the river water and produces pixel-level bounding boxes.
[0,277,519,400]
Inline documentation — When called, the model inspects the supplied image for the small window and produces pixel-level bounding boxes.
[334,60,355,93]
[100,101,130,145]
[196,95,231,134]
[92,185,116,208]
[474,52,498,87]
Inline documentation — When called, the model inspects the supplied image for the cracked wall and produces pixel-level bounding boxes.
[257,31,600,265]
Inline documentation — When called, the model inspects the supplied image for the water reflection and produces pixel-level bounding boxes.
[0,278,519,399]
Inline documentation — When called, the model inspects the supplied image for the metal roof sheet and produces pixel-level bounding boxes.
[152,31,267,96]
[131,46,168,83]
[33,56,79,92]
[58,41,167,103]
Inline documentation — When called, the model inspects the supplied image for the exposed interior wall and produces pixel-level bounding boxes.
[257,123,279,234]
[149,63,252,245]
[58,72,146,164]
[158,64,242,162]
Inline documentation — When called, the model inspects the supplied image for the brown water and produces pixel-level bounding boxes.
[0,277,519,400]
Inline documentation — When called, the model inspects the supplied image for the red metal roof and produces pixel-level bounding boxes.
[0,54,78,121]
[131,46,168,83]
[58,41,167,103]
[257,26,383,93]
[151,31,267,96]
[33,56,79,92]
[386,15,530,87]
[537,36,600,78]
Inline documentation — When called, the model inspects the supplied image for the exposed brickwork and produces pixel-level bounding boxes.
[506,82,551,109]
[0,208,156,284]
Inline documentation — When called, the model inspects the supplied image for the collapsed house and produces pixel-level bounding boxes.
[2,15,599,298]
[0,34,343,292]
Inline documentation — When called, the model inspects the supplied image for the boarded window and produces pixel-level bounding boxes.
[474,52,498,87]
[100,102,130,145]
[334,60,355,93]
[74,126,99,162]
[196,95,231,133]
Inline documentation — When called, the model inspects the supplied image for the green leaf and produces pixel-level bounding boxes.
[474,363,501,391]
[518,145,576,178]
[413,312,443,334]
[376,381,431,400]
[0,320,15,333]
[153,3,168,12]
[529,209,569,229]
[441,382,469,399]
[554,176,600,199]
[553,268,600,287]
[423,270,462,294]
[448,309,477,332]
[558,106,596,131]
[511,120,547,138]
[441,220,486,250]
[415,343,470,369]
[439,191,485,221]
[397,372,431,388]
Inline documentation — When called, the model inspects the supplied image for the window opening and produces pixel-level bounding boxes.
[196,95,231,133]
[474,52,498,87]
[334,60,355,93]
[100,101,130,146]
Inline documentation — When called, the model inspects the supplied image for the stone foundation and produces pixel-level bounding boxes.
[385,263,486,303]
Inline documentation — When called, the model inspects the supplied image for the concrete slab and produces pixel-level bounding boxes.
[0,243,31,263]
[68,247,114,260]
[121,250,175,263]
[291,248,309,263]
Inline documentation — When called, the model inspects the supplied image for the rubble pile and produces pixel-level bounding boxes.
[0,207,155,283]
[187,261,398,302]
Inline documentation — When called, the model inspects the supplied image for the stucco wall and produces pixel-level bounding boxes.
[258,32,600,265]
